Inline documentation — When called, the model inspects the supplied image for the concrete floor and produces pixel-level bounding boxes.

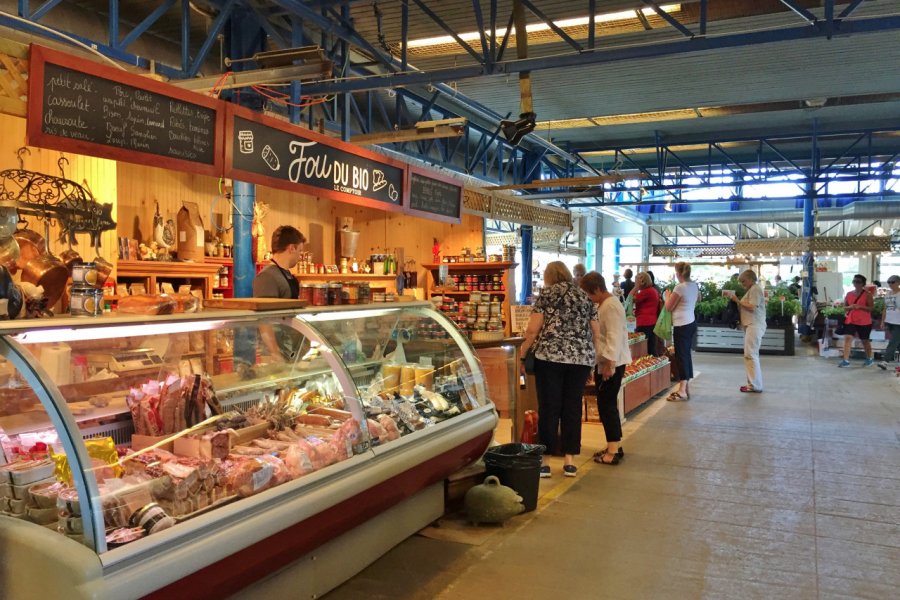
[322,348,900,600]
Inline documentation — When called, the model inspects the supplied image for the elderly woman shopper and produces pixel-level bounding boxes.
[628,272,661,356]
[724,269,767,392]
[665,261,699,401]
[520,261,600,478]
[580,272,632,465]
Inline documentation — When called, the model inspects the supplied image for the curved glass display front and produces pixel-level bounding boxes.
[0,303,491,555]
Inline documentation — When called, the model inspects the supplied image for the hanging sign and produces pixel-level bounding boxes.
[225,105,405,212]
[27,45,224,177]
[405,166,463,223]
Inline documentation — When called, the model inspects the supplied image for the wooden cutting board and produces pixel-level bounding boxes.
[204,298,309,311]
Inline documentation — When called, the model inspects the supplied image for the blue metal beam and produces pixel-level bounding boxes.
[248,3,289,49]
[521,0,583,52]
[472,0,491,69]
[641,1,693,38]
[118,0,177,51]
[699,0,707,36]
[108,0,118,47]
[410,0,484,64]
[588,0,596,49]
[839,0,866,19]
[301,15,900,95]
[0,13,183,78]
[496,9,515,62]
[779,0,818,25]
[29,0,63,21]
[181,0,190,72]
[188,0,237,77]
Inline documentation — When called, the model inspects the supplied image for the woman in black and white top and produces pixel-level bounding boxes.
[520,262,601,478]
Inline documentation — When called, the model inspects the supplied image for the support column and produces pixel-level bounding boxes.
[233,180,255,298]
[800,122,819,334]
[520,225,533,303]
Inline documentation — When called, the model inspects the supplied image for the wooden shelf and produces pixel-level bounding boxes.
[117,260,222,277]
[204,257,234,265]
[435,290,506,296]
[294,273,397,281]
[423,262,517,271]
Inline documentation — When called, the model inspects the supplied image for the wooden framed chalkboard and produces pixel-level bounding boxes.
[405,165,463,223]
[27,45,225,177]
[225,104,406,213]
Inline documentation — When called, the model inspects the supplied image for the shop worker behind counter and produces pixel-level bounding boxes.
[253,225,307,299]
[236,226,307,375]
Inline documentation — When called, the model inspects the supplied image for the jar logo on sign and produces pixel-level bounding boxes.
[288,140,368,197]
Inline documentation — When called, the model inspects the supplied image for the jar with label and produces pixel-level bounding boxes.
[344,283,359,304]
[312,284,328,306]
[357,282,371,304]
[70,286,103,317]
[476,303,490,318]
[300,284,314,303]
[490,302,502,317]
[327,283,343,305]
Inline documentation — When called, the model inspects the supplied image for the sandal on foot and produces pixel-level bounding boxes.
[667,392,688,402]
[739,385,762,393]
[594,453,620,465]
[592,448,624,459]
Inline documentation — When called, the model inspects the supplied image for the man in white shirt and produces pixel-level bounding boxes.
[724,269,767,392]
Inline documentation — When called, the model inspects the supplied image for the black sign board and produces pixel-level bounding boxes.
[228,112,404,210]
[28,45,224,177]
[408,171,463,223]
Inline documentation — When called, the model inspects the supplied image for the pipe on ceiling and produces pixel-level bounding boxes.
[645,200,900,225]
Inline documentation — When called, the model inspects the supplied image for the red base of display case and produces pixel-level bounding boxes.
[141,431,493,600]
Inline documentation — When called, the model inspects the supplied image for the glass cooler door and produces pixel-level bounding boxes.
[298,304,491,447]
[0,311,366,555]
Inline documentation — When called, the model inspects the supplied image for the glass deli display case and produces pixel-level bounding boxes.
[0,302,496,599]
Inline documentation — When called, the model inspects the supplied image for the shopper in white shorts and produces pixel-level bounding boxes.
[878,276,900,370]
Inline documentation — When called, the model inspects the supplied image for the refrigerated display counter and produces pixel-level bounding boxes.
[0,302,496,599]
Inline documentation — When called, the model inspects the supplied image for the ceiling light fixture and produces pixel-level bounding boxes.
[873,224,885,236]
[767,224,777,238]
[405,4,682,49]
[664,200,673,212]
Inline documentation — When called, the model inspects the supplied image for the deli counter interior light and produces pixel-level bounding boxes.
[12,320,229,345]
[300,308,398,322]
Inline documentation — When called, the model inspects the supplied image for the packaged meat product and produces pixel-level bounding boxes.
[117,294,177,316]
[366,418,388,442]
[56,487,81,515]
[377,414,402,441]
[284,443,314,478]
[0,459,54,486]
[129,502,176,534]
[228,458,276,498]
[26,506,57,525]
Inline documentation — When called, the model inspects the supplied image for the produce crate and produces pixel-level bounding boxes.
[629,340,648,361]
[623,372,651,414]
[650,363,671,396]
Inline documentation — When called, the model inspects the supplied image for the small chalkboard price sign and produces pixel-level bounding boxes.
[405,166,463,223]
[27,45,224,177]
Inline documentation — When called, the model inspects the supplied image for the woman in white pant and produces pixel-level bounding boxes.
[724,269,767,393]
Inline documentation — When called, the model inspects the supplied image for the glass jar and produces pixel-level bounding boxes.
[343,283,358,304]
[357,282,370,304]
[312,284,328,306]
[327,283,343,305]
[300,284,314,303]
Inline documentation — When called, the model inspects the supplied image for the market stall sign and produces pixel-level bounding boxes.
[27,45,225,177]
[226,106,405,212]
[405,166,463,223]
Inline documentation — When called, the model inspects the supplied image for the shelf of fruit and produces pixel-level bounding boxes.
[623,355,670,384]
[627,332,646,345]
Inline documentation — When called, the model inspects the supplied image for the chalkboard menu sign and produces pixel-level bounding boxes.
[226,108,405,211]
[407,170,463,223]
[27,45,224,177]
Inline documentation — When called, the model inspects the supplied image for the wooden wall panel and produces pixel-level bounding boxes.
[0,113,118,269]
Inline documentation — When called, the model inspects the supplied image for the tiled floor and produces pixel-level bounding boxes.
[321,348,900,600]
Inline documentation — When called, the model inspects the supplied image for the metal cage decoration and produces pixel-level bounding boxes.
[733,236,891,256]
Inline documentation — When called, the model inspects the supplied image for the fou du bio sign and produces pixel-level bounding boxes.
[226,106,405,212]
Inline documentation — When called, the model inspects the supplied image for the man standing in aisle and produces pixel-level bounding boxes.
[253,225,307,299]
[620,268,635,300]
[878,275,900,370]
[724,270,766,393]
